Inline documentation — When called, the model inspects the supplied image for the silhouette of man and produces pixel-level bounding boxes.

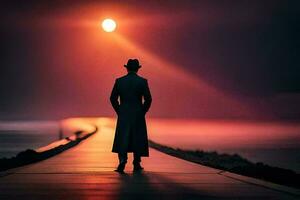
[110,59,152,173]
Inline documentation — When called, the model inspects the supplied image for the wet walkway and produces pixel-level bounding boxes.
[0,118,298,199]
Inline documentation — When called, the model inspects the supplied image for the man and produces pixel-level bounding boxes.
[110,58,152,173]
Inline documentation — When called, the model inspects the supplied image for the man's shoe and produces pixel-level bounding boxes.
[114,163,125,173]
[133,163,144,171]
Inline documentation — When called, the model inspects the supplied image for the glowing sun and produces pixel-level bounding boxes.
[101,18,117,32]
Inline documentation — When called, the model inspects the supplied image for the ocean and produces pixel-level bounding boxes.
[0,121,62,158]
[147,119,300,173]
[1,118,300,173]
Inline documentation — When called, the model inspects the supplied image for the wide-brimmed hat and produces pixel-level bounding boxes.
[124,59,141,69]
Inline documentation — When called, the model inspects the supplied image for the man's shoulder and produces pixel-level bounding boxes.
[135,74,148,82]
[116,74,147,82]
[115,75,127,82]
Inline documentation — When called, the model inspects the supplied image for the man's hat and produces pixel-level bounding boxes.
[124,59,141,69]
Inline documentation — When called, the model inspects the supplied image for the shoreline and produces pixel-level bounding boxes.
[0,126,98,172]
[149,139,300,189]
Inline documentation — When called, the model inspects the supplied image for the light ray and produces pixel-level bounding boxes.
[112,33,257,116]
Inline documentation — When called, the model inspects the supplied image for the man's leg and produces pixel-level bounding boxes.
[118,152,128,164]
[133,153,141,165]
[133,153,143,171]
[115,152,127,173]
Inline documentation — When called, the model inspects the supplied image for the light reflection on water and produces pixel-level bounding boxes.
[0,118,97,159]
[0,120,69,158]
[147,119,300,172]
[0,118,299,173]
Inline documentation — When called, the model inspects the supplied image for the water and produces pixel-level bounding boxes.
[0,118,96,159]
[1,118,300,173]
[147,119,300,173]
[0,121,60,158]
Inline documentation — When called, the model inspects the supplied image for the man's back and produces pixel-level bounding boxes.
[117,72,146,106]
[110,72,152,115]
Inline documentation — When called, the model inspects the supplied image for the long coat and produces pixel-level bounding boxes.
[110,72,152,156]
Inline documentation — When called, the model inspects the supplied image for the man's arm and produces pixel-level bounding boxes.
[142,79,152,114]
[110,79,120,114]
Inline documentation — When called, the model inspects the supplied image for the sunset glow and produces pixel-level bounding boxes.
[101,18,116,32]
[0,1,299,197]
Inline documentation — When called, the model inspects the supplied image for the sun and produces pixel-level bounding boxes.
[101,18,117,32]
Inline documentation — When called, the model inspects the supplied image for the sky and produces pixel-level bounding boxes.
[0,0,299,120]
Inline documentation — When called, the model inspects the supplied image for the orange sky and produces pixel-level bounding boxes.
[0,1,299,120]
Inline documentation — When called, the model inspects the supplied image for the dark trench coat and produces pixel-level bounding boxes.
[110,72,152,156]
